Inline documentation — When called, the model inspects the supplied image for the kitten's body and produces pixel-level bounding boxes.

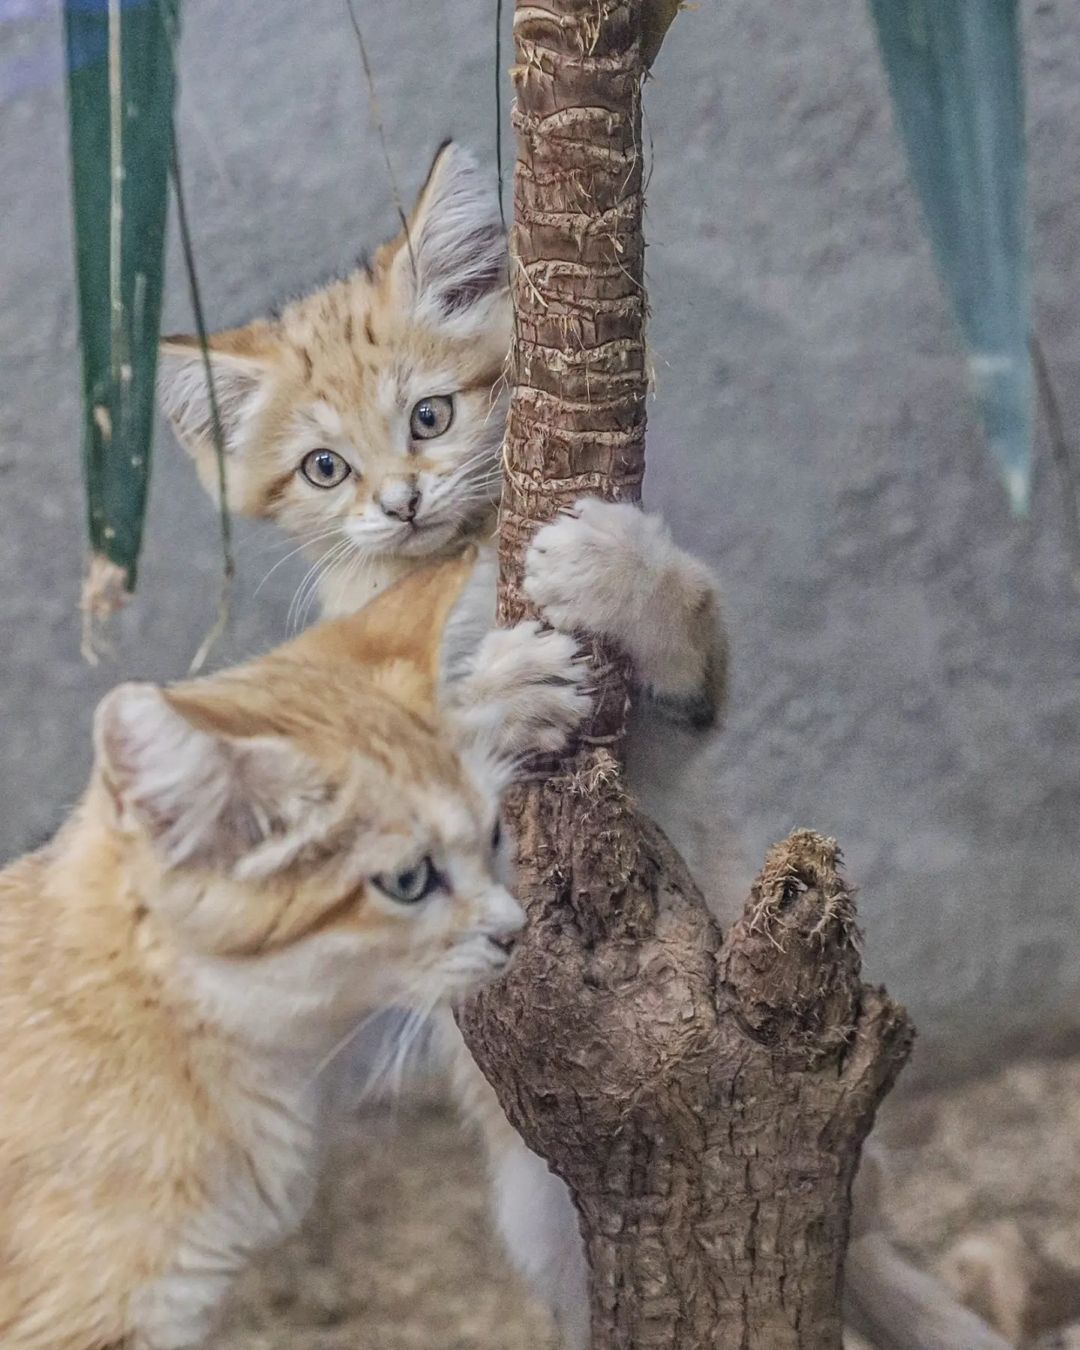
[0,559,590,1350]
[1,840,325,1349]
[161,144,1008,1350]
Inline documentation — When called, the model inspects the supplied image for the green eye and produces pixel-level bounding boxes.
[373,856,439,905]
[300,449,351,488]
[409,395,454,441]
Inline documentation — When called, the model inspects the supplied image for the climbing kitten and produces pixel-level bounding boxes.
[160,144,1008,1350]
[0,555,590,1350]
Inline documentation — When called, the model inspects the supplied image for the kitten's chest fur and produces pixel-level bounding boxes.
[316,535,498,681]
[133,1055,325,1350]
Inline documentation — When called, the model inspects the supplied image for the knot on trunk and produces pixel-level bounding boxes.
[720,829,863,1068]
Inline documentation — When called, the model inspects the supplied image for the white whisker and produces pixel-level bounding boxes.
[254,527,346,598]
[287,538,353,632]
[309,1004,390,1086]
[358,983,444,1112]
[331,547,376,613]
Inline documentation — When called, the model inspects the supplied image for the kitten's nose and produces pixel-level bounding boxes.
[487,929,519,957]
[380,483,421,522]
[485,889,525,958]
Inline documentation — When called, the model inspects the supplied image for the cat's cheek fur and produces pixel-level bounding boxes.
[171,884,525,1050]
[177,934,393,1050]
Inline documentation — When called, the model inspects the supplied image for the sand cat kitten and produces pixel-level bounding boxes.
[159,142,508,611]
[159,145,1007,1350]
[0,556,591,1350]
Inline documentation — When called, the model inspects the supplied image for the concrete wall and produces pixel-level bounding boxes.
[2,0,1078,1081]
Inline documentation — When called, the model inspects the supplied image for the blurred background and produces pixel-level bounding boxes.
[2,0,1079,1345]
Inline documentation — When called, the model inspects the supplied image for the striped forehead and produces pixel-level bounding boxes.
[294,399,346,442]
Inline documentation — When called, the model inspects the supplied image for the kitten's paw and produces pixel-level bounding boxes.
[456,621,592,758]
[939,1220,1051,1346]
[525,498,727,726]
[524,497,654,639]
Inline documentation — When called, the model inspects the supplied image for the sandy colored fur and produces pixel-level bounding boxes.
[0,559,566,1350]
[159,146,510,611]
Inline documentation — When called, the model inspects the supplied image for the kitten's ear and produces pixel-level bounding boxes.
[390,142,506,330]
[158,325,278,511]
[95,682,321,871]
[292,549,478,716]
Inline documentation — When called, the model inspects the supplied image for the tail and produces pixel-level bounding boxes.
[844,1231,1013,1350]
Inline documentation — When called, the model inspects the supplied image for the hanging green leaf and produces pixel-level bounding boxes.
[867,0,1032,513]
[64,0,179,627]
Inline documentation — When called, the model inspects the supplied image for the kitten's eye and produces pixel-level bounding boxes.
[491,820,502,853]
[409,395,454,441]
[300,449,351,488]
[373,856,439,905]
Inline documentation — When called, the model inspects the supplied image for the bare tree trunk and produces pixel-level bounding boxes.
[459,2,914,1345]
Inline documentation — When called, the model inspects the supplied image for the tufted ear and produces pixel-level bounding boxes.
[95,682,322,871]
[390,142,507,330]
[158,324,280,510]
[287,549,478,718]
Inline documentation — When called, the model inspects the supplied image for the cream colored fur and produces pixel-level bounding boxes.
[161,143,1007,1350]
[0,557,591,1350]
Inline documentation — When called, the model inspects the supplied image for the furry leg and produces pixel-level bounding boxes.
[524,497,728,730]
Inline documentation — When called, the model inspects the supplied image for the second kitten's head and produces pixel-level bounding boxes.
[92,556,524,1047]
[160,143,509,565]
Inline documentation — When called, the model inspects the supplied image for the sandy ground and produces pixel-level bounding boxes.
[210,1057,1080,1350]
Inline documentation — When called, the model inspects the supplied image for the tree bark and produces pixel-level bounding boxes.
[459,2,914,1346]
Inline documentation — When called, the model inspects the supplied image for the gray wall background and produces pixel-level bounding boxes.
[1,0,1078,1083]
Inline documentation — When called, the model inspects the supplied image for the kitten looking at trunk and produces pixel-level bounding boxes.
[0,556,590,1350]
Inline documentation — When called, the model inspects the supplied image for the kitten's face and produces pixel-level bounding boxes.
[160,143,510,571]
[94,559,523,1043]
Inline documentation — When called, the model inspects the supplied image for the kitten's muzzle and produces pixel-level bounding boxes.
[480,887,526,964]
[486,929,519,957]
[379,483,421,522]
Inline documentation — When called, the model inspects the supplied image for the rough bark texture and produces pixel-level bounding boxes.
[459,2,915,1346]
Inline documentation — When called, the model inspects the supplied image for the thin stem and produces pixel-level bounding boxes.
[342,0,415,281]
[169,128,235,670]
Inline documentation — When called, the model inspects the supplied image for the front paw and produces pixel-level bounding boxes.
[524,497,727,726]
[458,621,592,757]
[524,497,653,639]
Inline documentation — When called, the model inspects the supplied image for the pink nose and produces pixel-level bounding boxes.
[380,486,421,522]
